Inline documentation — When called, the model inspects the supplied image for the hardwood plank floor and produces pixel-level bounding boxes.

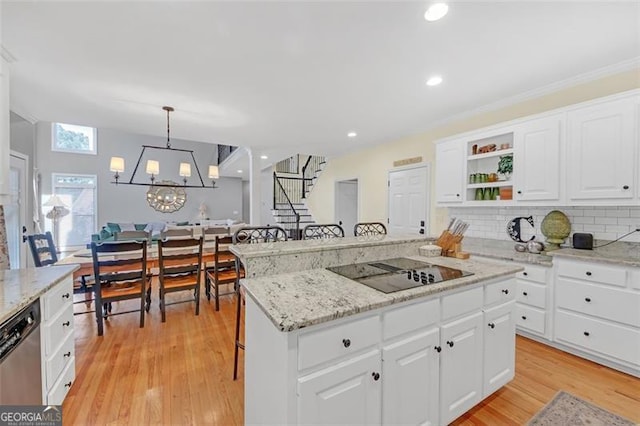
[65,291,640,425]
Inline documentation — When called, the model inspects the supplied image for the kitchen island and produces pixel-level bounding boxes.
[235,237,522,425]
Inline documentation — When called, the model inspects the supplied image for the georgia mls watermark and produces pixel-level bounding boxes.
[0,405,62,426]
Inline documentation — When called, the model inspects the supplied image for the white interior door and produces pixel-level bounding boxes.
[388,165,429,236]
[7,153,28,269]
[335,180,358,236]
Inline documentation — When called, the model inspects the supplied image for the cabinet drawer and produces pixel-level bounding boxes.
[382,298,439,340]
[43,304,74,356]
[556,279,640,327]
[442,286,483,321]
[516,304,545,335]
[517,264,547,284]
[557,261,627,287]
[555,311,640,367]
[47,356,75,406]
[298,315,380,371]
[41,276,73,320]
[45,331,75,391]
[516,281,546,309]
[484,279,516,307]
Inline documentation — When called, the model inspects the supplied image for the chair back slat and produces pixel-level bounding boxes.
[303,224,345,240]
[114,230,151,242]
[27,232,58,267]
[93,241,146,253]
[354,222,387,236]
[161,228,193,239]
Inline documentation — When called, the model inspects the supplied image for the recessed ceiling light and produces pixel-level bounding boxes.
[260,155,268,160]
[426,75,443,86]
[237,169,243,173]
[347,132,357,138]
[424,3,449,21]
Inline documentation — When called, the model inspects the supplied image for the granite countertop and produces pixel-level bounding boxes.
[241,255,522,332]
[549,245,640,267]
[0,265,79,324]
[462,237,553,266]
[230,235,433,259]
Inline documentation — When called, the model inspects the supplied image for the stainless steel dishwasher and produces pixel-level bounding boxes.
[0,299,42,405]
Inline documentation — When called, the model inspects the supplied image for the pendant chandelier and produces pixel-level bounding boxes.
[109,106,219,188]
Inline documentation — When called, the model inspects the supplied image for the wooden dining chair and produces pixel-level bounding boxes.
[91,240,152,336]
[232,225,288,380]
[354,222,387,236]
[157,237,204,322]
[302,223,345,239]
[205,235,243,311]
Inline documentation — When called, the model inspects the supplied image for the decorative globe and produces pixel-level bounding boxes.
[541,210,571,251]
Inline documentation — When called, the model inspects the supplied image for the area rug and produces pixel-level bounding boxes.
[527,391,635,426]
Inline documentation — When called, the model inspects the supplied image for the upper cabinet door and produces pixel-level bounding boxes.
[567,97,638,201]
[513,114,562,202]
[435,139,464,204]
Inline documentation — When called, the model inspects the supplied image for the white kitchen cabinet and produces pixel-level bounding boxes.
[567,96,637,202]
[513,114,562,202]
[439,311,483,426]
[40,275,76,405]
[298,350,381,425]
[435,139,465,204]
[382,327,440,426]
[483,302,516,396]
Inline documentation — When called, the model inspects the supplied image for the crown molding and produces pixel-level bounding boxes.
[426,57,640,132]
[10,105,38,124]
[0,45,16,63]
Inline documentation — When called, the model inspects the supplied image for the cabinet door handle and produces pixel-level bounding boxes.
[64,381,72,388]
[434,346,442,353]
[371,372,380,381]
[62,293,70,299]
[522,272,528,276]
[517,190,522,194]
[488,323,495,329]
[342,339,351,348]
[585,297,591,303]
[62,321,70,327]
[501,289,509,295]
[522,291,528,296]
[456,194,460,197]
[583,331,590,337]
[586,271,592,276]
[63,351,71,358]
[623,185,629,190]
[446,340,454,348]
[521,316,527,320]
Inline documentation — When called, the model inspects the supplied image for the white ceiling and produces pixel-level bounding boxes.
[3,1,639,178]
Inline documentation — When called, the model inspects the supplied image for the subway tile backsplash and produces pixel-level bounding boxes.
[448,206,640,243]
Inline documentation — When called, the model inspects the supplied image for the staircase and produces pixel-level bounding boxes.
[271,155,326,239]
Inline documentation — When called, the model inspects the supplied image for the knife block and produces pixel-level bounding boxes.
[435,230,470,259]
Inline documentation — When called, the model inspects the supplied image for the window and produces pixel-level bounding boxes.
[51,123,97,155]
[51,173,97,249]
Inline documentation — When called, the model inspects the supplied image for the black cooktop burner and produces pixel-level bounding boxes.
[328,258,474,294]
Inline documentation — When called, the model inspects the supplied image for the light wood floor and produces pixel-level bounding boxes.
[64,291,640,425]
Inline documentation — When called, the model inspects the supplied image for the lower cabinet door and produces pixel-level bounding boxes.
[382,327,440,426]
[483,302,516,396]
[440,311,483,426]
[297,350,381,425]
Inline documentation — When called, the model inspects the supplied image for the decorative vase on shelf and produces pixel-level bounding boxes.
[541,210,571,251]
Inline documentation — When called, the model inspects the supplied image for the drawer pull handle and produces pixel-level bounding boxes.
[585,297,591,303]
[342,339,351,348]
[501,289,509,295]
[521,316,527,320]
[64,381,72,388]
[522,272,528,276]
[434,346,442,353]
[372,372,380,381]
[446,340,454,348]
[586,271,592,276]
[623,185,629,190]
[456,194,460,197]
[523,292,528,296]
[488,323,495,329]
[62,293,70,299]
[63,351,71,358]
[584,331,590,337]
[62,321,70,327]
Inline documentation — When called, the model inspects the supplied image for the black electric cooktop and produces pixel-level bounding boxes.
[328,258,474,294]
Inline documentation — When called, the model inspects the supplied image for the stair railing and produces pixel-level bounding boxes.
[301,155,324,198]
[273,172,301,239]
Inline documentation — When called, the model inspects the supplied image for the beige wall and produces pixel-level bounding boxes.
[307,69,640,236]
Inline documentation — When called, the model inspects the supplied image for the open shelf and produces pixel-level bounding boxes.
[467,181,513,189]
[467,148,513,161]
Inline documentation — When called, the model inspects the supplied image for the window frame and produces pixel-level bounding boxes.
[51,172,98,250]
[51,122,98,155]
